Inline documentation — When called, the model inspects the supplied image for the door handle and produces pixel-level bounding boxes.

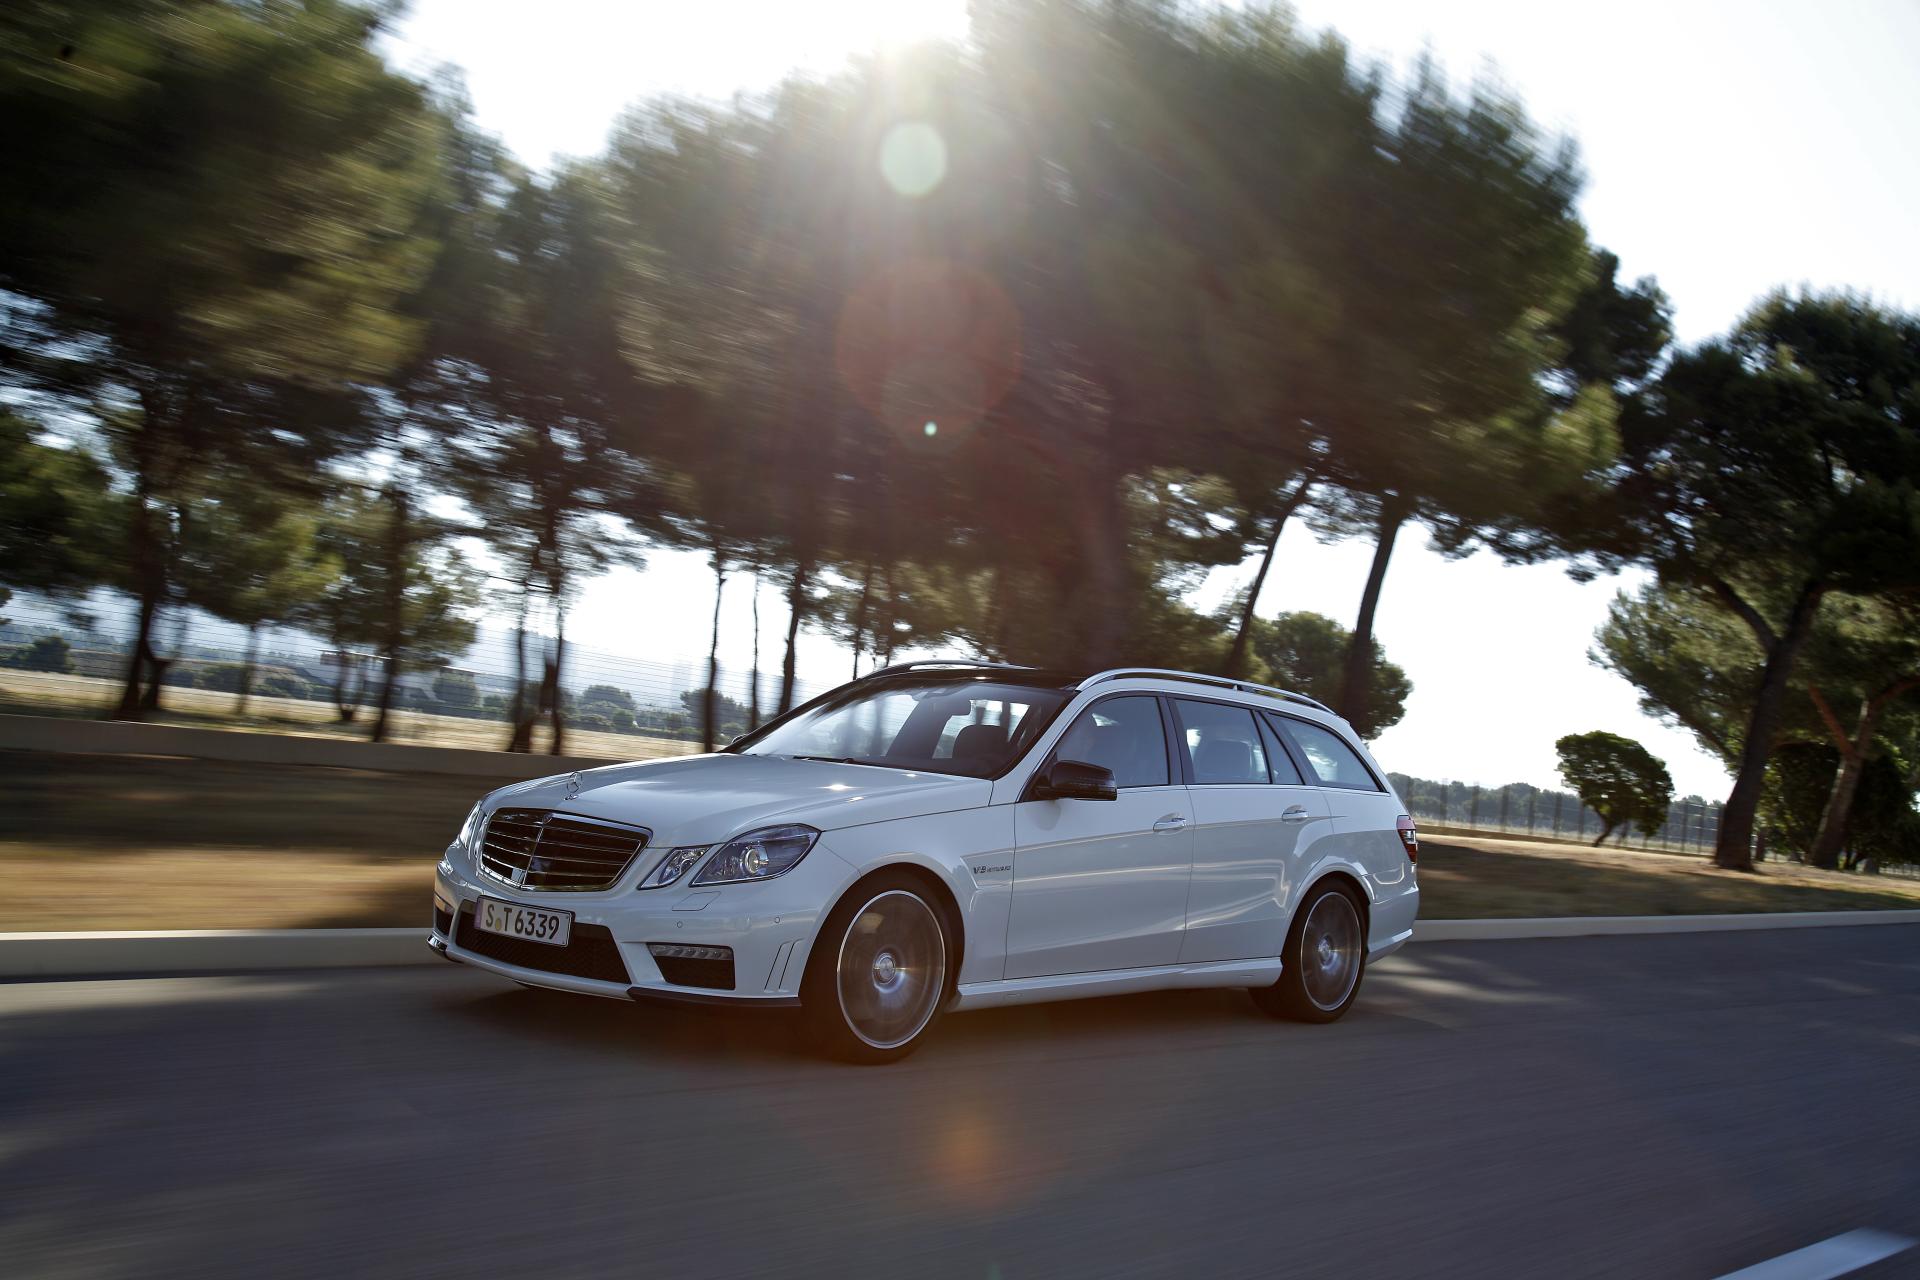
[1152,814,1188,832]
[1282,805,1311,824]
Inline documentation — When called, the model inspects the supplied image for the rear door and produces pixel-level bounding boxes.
[1171,697,1332,965]
[1006,694,1193,978]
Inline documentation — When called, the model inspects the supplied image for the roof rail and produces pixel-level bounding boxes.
[864,659,1037,679]
[1077,667,1335,714]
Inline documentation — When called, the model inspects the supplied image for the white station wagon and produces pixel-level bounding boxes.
[430,663,1420,1061]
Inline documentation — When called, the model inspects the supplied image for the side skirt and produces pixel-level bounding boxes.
[951,958,1285,1012]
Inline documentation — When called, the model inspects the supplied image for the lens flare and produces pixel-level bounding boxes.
[878,121,947,197]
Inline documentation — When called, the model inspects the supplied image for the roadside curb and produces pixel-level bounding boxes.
[0,928,428,979]
[1416,910,1920,941]
[5,909,1919,980]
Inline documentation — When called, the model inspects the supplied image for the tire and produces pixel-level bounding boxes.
[801,874,952,1063]
[1251,879,1367,1023]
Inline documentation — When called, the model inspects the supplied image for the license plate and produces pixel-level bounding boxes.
[473,897,572,947]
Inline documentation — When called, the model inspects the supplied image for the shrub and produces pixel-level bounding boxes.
[433,669,479,710]
[196,662,246,693]
[609,708,636,732]
[256,672,310,700]
[574,712,613,732]
[13,635,75,673]
[580,683,636,712]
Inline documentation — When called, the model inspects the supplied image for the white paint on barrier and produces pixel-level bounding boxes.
[1712,1228,1913,1280]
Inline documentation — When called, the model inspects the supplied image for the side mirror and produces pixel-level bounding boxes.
[1035,758,1118,801]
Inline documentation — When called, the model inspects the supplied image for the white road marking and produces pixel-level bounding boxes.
[1715,1229,1915,1280]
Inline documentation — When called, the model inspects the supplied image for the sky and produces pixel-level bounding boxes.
[386,0,1920,799]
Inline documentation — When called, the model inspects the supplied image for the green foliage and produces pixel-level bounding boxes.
[1595,580,1764,765]
[1554,731,1675,844]
[0,413,117,599]
[1250,612,1412,739]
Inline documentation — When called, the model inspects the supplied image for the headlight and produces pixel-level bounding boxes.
[690,824,820,886]
[457,803,486,850]
[639,844,709,889]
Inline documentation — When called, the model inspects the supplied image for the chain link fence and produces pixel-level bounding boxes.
[1388,773,1725,853]
[0,591,821,754]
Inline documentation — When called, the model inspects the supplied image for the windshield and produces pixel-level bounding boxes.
[733,680,1072,778]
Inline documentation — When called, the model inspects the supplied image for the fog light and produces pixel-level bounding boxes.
[646,943,732,962]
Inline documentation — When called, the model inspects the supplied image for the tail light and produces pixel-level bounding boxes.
[1396,815,1418,863]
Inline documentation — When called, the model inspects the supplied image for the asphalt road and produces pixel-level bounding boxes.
[2,926,1918,1280]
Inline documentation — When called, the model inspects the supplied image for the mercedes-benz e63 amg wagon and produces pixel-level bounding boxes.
[430,663,1419,1061]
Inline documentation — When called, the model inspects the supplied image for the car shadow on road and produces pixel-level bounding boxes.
[439,970,1323,1069]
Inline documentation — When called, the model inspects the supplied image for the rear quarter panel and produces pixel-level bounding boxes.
[1312,777,1419,952]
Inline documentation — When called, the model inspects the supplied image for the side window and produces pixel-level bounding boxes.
[1272,716,1379,790]
[1256,714,1305,784]
[1052,695,1170,789]
[1172,699,1270,785]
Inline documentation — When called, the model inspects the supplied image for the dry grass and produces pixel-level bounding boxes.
[1417,833,1920,918]
[3,750,1915,932]
[0,669,700,761]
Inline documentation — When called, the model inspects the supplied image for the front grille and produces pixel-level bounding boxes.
[478,809,649,892]
[455,906,631,984]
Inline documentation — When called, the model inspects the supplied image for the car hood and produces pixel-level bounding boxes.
[485,752,991,848]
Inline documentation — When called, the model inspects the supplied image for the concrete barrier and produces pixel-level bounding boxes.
[0,712,620,779]
[5,910,1918,980]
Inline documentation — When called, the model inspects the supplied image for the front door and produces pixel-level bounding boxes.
[1006,694,1193,978]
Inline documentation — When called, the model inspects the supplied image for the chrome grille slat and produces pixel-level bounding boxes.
[477,808,650,892]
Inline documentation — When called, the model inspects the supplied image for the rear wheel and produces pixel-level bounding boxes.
[802,876,951,1063]
[1252,880,1366,1022]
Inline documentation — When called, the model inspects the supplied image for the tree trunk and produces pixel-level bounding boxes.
[1807,678,1917,869]
[1221,480,1312,678]
[369,489,409,745]
[1592,819,1614,847]
[778,558,812,714]
[748,569,762,729]
[1338,498,1408,724]
[369,650,401,743]
[1077,463,1129,667]
[848,562,874,681]
[139,610,177,715]
[113,586,161,721]
[703,547,727,752]
[545,613,568,756]
[506,583,533,752]
[1715,584,1825,871]
[877,561,899,666]
[332,651,363,724]
[235,622,260,716]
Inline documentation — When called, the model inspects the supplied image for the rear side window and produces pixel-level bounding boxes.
[1271,715,1379,790]
[1256,715,1305,784]
[1172,699,1271,785]
[1052,695,1170,789]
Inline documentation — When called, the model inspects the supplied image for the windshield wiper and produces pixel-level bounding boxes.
[790,754,868,765]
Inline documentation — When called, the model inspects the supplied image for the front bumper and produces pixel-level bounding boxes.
[431,849,839,1006]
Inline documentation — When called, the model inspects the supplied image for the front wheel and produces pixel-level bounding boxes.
[1251,880,1367,1023]
[801,876,951,1063]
